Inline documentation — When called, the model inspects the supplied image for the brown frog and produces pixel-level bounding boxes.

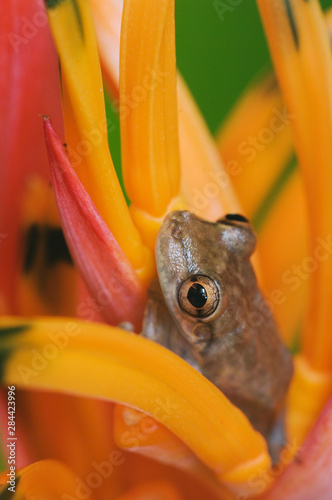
[142,210,294,458]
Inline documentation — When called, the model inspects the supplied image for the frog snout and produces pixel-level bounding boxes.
[161,210,192,239]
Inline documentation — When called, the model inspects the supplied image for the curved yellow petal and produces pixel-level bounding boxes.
[46,0,149,274]
[0,317,270,494]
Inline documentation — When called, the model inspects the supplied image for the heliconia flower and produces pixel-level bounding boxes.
[1,0,332,498]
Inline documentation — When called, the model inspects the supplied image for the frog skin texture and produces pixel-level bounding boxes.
[142,210,294,457]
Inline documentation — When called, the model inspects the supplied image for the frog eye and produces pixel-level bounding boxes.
[178,275,221,318]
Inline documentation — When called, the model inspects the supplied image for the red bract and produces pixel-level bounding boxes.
[43,117,146,330]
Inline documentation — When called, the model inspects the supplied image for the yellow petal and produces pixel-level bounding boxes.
[0,317,270,494]
[46,0,150,274]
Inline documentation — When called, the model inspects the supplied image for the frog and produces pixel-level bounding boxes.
[142,210,294,459]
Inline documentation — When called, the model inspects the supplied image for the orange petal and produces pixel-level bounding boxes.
[120,0,181,218]
[257,169,309,346]
[89,0,122,98]
[257,0,332,444]
[18,391,122,499]
[119,0,185,250]
[257,0,332,370]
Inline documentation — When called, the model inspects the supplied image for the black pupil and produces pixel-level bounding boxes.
[187,283,208,309]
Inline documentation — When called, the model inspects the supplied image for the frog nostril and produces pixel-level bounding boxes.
[169,221,182,239]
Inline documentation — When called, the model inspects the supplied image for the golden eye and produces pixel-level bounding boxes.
[178,275,220,318]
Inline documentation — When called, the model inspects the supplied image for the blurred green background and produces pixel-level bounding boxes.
[175,1,270,134]
[175,0,332,133]
[106,0,332,177]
